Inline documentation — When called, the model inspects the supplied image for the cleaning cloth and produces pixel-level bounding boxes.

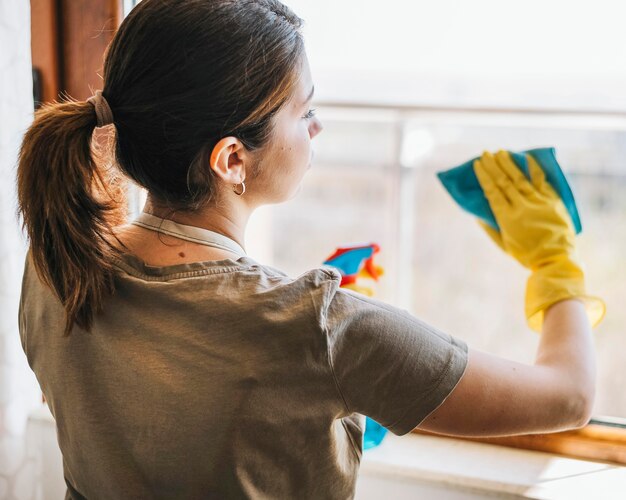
[437,147,582,234]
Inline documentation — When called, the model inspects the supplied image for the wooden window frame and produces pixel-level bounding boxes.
[30,0,122,104]
[29,0,626,468]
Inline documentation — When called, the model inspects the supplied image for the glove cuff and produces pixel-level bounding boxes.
[525,256,606,333]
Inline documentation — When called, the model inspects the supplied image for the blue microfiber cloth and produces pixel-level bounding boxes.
[436,147,582,234]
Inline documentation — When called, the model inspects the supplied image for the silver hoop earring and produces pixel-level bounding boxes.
[233,181,246,196]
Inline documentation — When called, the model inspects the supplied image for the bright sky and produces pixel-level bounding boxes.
[284,0,626,109]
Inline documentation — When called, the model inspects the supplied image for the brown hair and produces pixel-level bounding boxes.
[17,0,305,336]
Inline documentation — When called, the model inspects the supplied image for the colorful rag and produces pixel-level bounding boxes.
[436,147,582,234]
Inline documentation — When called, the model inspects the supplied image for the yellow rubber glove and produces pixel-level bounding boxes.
[473,150,606,333]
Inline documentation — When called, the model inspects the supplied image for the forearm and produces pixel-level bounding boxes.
[533,298,597,421]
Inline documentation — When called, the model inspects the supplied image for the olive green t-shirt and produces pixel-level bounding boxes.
[19,250,468,499]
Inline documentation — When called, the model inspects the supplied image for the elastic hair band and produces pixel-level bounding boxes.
[87,90,114,127]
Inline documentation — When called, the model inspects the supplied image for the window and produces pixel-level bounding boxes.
[265,105,626,421]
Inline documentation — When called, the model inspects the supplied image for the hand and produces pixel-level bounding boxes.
[473,150,605,332]
[473,150,576,271]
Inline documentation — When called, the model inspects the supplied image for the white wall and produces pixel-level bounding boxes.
[0,1,45,498]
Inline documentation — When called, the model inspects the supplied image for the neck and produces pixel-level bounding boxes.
[143,196,251,252]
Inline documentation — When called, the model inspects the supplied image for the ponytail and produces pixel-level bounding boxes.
[17,98,127,336]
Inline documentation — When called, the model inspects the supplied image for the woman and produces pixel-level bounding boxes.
[16,0,601,498]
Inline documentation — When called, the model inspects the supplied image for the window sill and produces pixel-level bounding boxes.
[357,432,626,499]
[413,423,626,466]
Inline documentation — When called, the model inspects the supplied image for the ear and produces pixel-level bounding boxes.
[209,137,248,184]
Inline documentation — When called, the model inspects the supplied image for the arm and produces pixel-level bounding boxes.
[419,150,601,437]
[418,298,595,437]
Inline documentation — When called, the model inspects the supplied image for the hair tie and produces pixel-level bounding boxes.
[87,90,114,127]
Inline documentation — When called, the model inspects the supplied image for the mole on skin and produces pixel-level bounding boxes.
[178,252,185,258]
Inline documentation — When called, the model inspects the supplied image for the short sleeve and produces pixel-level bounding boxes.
[322,276,469,436]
